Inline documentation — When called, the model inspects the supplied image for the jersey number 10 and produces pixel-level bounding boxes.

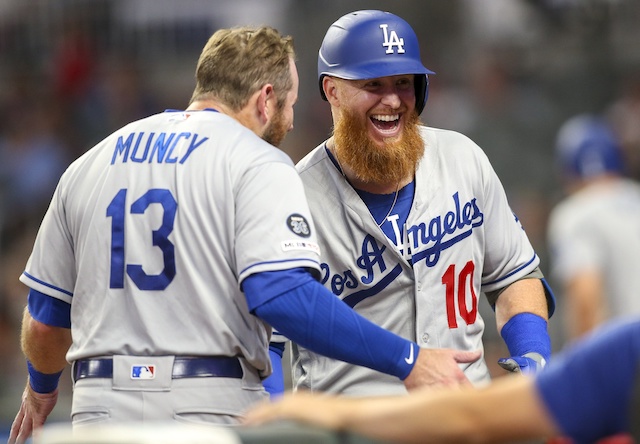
[442,261,478,328]
[107,188,177,291]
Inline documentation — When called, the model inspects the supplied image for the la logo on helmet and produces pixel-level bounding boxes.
[380,24,405,54]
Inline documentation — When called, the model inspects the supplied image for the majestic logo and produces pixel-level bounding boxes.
[287,214,311,238]
[131,365,156,379]
[380,24,405,54]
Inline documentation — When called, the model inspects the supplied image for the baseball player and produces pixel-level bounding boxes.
[246,317,640,443]
[9,25,438,443]
[547,114,640,341]
[286,10,555,396]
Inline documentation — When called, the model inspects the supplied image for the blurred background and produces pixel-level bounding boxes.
[0,0,639,437]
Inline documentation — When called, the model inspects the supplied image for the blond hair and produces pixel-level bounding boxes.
[189,26,295,111]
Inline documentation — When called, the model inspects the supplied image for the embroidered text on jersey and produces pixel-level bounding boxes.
[409,193,484,266]
[111,132,208,165]
[321,193,484,298]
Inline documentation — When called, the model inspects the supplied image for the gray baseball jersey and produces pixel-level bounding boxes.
[20,109,321,378]
[547,177,640,318]
[292,125,540,395]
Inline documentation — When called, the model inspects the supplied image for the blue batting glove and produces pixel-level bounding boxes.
[497,352,547,375]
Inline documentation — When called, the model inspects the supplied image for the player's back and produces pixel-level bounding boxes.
[26,109,304,371]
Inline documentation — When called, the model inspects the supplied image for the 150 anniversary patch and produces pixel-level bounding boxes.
[287,214,311,238]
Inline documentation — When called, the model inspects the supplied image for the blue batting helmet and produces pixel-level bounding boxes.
[555,114,624,179]
[318,10,435,115]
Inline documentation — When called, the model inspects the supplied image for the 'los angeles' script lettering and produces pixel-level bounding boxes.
[322,193,484,297]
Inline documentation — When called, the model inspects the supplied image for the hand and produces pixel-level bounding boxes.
[403,347,482,391]
[8,383,59,444]
[498,352,547,375]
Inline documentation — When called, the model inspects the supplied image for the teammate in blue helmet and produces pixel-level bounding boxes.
[556,114,624,181]
[281,9,555,398]
[548,114,640,342]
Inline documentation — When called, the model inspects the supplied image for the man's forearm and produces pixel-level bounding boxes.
[21,307,71,373]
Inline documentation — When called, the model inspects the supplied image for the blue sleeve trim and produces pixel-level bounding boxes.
[541,277,556,317]
[253,278,416,380]
[483,254,538,286]
[239,259,320,280]
[28,289,71,328]
[501,312,551,362]
[23,272,73,297]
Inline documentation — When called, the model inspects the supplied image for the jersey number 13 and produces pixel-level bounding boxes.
[107,188,177,291]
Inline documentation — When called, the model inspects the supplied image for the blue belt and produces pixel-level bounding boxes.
[73,356,243,382]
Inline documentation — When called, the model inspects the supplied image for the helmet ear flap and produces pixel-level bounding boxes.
[414,74,429,116]
[319,74,328,102]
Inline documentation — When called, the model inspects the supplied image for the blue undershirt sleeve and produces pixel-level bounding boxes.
[262,343,285,398]
[27,289,71,328]
[244,268,417,381]
[535,319,640,442]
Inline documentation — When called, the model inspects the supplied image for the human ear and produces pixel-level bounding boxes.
[323,77,340,106]
[257,84,275,124]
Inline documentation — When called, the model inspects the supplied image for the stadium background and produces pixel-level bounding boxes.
[0,0,639,440]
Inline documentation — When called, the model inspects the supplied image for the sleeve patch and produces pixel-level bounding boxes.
[281,240,320,255]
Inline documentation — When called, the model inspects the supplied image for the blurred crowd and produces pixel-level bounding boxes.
[1,0,639,432]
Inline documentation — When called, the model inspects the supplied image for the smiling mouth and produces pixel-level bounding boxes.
[371,114,400,133]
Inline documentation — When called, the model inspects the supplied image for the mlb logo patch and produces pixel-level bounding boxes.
[131,365,156,380]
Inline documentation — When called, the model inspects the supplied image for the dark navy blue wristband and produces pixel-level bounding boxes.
[27,360,63,394]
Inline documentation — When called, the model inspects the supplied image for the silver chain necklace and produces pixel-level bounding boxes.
[334,151,400,228]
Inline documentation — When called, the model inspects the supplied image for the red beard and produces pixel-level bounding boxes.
[333,109,424,185]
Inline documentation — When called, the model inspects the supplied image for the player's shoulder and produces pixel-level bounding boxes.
[420,125,487,157]
[295,141,327,175]
[420,124,493,174]
[420,124,476,143]
[294,142,340,197]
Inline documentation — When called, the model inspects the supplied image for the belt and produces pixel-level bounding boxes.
[73,356,243,383]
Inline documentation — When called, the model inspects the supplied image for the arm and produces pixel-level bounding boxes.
[244,375,559,443]
[21,307,71,374]
[10,306,72,444]
[563,270,606,340]
[495,278,549,332]
[244,268,481,390]
[495,278,552,373]
[246,319,640,443]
